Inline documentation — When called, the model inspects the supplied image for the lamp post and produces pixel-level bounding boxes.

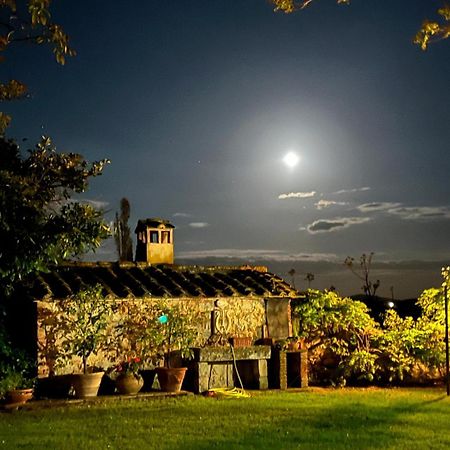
[442,266,450,396]
[445,284,449,396]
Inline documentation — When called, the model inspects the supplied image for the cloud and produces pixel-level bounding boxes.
[387,206,450,221]
[315,199,348,210]
[173,212,192,218]
[177,248,338,262]
[333,187,371,195]
[306,217,371,234]
[357,202,402,213]
[278,191,316,200]
[73,198,109,209]
[189,222,210,228]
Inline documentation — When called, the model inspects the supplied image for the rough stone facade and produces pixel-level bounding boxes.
[36,296,266,377]
[27,262,300,378]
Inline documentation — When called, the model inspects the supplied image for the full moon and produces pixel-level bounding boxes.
[283,152,300,168]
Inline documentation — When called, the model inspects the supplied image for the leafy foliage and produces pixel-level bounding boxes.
[40,297,198,374]
[115,357,142,376]
[295,267,450,385]
[271,0,450,50]
[377,310,424,382]
[414,5,450,50]
[154,301,197,368]
[272,0,349,14]
[377,268,450,382]
[414,287,447,371]
[0,0,74,132]
[114,301,164,367]
[51,285,116,374]
[293,289,381,385]
[0,136,109,295]
[0,326,34,396]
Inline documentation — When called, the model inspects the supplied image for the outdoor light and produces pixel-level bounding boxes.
[442,266,449,396]
[387,301,394,308]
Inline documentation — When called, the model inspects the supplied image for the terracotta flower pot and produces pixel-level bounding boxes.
[155,367,187,392]
[72,372,104,399]
[115,373,143,395]
[229,336,252,348]
[6,388,33,405]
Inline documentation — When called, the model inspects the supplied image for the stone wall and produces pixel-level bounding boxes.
[265,298,291,339]
[35,296,268,377]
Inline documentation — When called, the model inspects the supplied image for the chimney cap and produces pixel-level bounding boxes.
[135,218,175,232]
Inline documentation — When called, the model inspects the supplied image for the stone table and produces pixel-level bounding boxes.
[187,346,271,393]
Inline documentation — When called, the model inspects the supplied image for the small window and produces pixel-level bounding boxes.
[161,231,171,244]
[150,231,159,243]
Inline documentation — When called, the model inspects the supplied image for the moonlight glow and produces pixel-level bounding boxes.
[283,152,300,168]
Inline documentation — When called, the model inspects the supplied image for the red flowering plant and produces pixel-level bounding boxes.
[115,357,142,378]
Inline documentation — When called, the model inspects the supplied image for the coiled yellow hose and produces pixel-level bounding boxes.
[206,387,250,398]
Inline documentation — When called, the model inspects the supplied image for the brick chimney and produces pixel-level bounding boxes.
[135,218,175,264]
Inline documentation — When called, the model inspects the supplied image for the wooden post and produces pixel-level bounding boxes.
[445,285,449,396]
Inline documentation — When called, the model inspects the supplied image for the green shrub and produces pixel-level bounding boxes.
[294,267,450,386]
[0,326,34,396]
[293,289,381,385]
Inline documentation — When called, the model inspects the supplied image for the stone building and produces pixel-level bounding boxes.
[15,218,301,392]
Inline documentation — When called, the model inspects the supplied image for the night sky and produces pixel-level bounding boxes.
[5,1,450,298]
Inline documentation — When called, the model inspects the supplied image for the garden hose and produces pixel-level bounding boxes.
[205,387,250,398]
[204,343,250,398]
[205,306,250,398]
[230,343,245,390]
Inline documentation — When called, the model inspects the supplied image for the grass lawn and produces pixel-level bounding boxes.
[1,387,449,449]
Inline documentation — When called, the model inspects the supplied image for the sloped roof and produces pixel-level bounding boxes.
[28,262,298,300]
[135,218,175,231]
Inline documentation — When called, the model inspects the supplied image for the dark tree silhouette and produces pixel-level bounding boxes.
[0,136,109,295]
[344,253,380,298]
[114,198,133,262]
[305,272,315,289]
[288,268,296,289]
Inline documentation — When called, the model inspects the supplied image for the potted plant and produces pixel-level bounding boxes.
[114,357,144,395]
[154,301,196,392]
[52,285,116,398]
[1,370,35,407]
[115,301,163,391]
[0,328,35,406]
